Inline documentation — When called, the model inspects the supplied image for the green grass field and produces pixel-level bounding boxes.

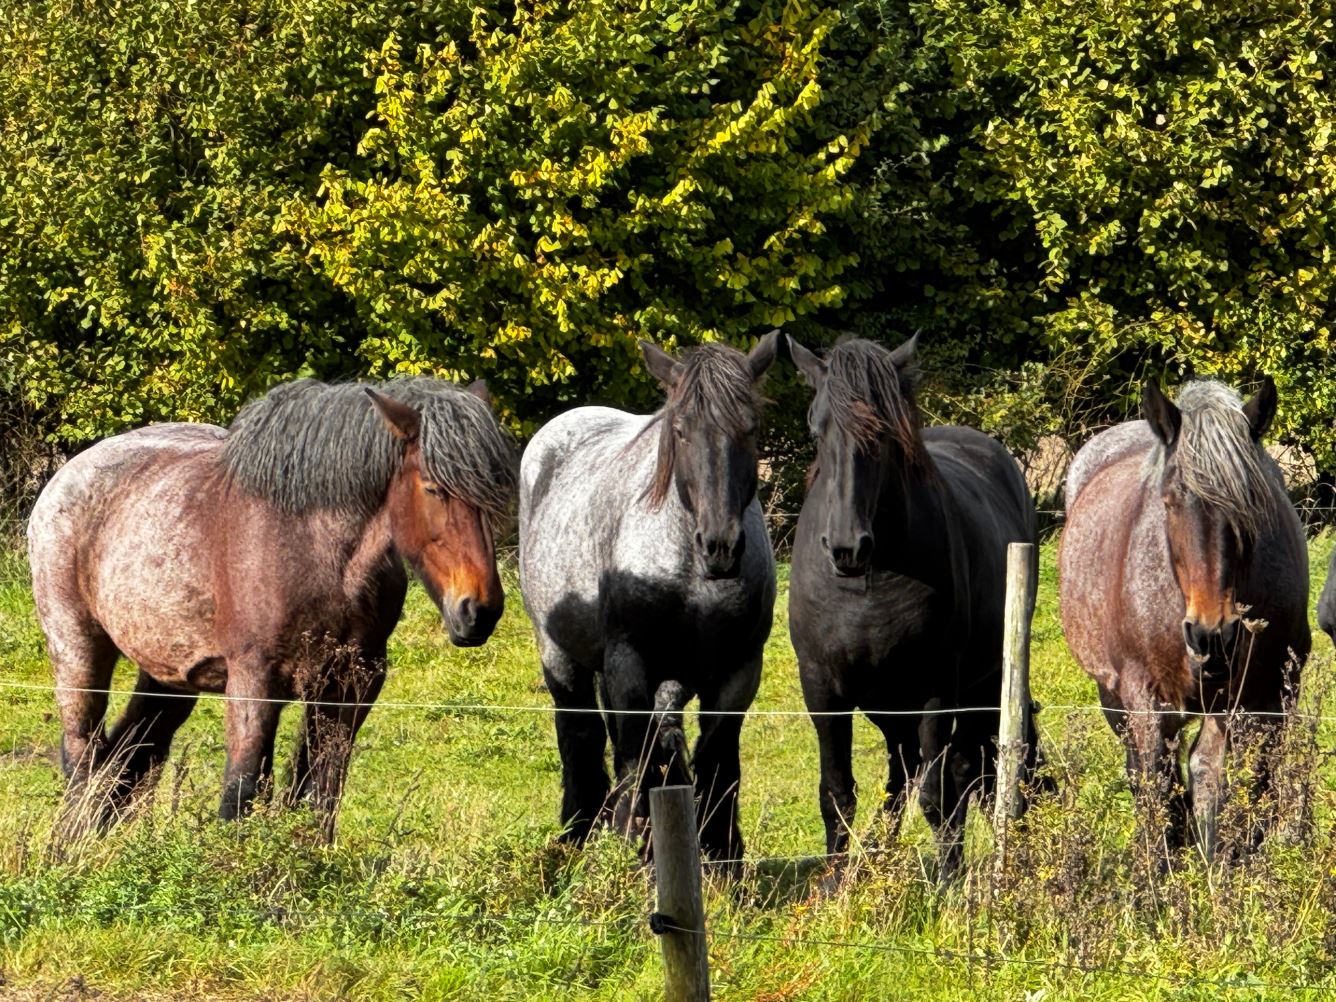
[3,535,1336,1000]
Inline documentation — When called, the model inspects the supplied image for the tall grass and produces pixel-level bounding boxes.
[1,537,1335,1000]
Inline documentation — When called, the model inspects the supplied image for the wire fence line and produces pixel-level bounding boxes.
[3,679,1335,724]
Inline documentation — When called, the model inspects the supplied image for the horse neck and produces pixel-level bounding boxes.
[871,447,955,572]
[284,499,397,594]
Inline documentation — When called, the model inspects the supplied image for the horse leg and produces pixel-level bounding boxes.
[1115,684,1187,867]
[103,670,197,817]
[871,710,924,841]
[219,668,284,820]
[917,699,952,859]
[693,659,761,870]
[544,657,609,843]
[928,708,997,884]
[46,621,119,789]
[803,684,856,858]
[1240,707,1285,851]
[1186,712,1227,860]
[602,642,655,842]
[288,653,387,833]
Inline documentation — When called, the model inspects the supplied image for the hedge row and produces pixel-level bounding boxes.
[3,0,1333,470]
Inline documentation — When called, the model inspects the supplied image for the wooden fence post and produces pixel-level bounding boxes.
[993,541,1035,874]
[649,784,711,1002]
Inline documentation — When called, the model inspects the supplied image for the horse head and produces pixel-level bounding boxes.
[367,383,506,646]
[639,331,780,579]
[786,332,924,578]
[1142,376,1277,669]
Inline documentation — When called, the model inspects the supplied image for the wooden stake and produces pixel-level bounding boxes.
[649,784,710,1001]
[993,541,1035,872]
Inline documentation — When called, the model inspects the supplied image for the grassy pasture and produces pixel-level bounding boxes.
[2,535,1336,1000]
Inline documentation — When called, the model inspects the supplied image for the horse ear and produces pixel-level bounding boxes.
[888,330,919,369]
[465,379,491,406]
[1141,379,1181,448]
[1242,375,1277,441]
[365,388,421,444]
[784,333,826,388]
[747,328,781,381]
[640,340,683,388]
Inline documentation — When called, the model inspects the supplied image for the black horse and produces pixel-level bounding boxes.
[785,333,1040,877]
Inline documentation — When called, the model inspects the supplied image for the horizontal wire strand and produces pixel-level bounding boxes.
[2,679,1333,722]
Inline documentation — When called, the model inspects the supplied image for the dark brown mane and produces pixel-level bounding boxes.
[808,337,929,483]
[643,344,762,508]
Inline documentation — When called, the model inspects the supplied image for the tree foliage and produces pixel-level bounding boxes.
[0,0,467,440]
[839,0,1336,466]
[4,0,1336,476]
[293,0,865,430]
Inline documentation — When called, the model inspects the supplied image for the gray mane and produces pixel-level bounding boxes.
[223,377,516,521]
[819,337,927,465]
[643,344,762,506]
[1144,380,1276,542]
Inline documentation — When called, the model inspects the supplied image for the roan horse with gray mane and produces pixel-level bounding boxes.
[520,333,779,865]
[28,378,515,829]
[1060,377,1309,859]
[785,333,1039,880]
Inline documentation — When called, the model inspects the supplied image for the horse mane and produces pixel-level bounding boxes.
[223,377,517,522]
[643,344,762,508]
[808,338,929,485]
[1144,380,1276,543]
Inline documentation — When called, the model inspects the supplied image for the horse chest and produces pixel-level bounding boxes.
[791,570,952,697]
[604,572,770,655]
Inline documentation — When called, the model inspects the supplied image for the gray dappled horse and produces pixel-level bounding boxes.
[785,334,1039,880]
[519,333,779,864]
[1061,377,1309,859]
[29,378,514,830]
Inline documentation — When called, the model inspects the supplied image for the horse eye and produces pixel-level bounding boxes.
[424,484,446,499]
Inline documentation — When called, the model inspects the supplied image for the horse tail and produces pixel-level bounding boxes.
[653,680,692,772]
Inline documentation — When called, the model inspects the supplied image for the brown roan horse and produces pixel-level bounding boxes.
[1060,377,1309,858]
[27,377,515,828]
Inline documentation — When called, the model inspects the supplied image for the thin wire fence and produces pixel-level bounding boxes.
[3,679,1334,723]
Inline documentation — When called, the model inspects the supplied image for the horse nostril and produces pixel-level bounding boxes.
[820,535,829,550]
[1183,620,1217,657]
[1220,618,1239,650]
[854,533,874,564]
[457,597,478,628]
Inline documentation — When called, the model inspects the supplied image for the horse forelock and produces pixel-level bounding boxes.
[1143,380,1276,543]
[818,338,926,465]
[642,344,761,508]
[223,377,517,522]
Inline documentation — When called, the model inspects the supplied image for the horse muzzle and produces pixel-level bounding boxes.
[1183,617,1240,665]
[445,595,503,647]
[823,532,874,578]
[696,528,745,580]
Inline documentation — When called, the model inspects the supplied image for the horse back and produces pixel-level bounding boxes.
[923,427,1037,663]
[923,426,1035,551]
